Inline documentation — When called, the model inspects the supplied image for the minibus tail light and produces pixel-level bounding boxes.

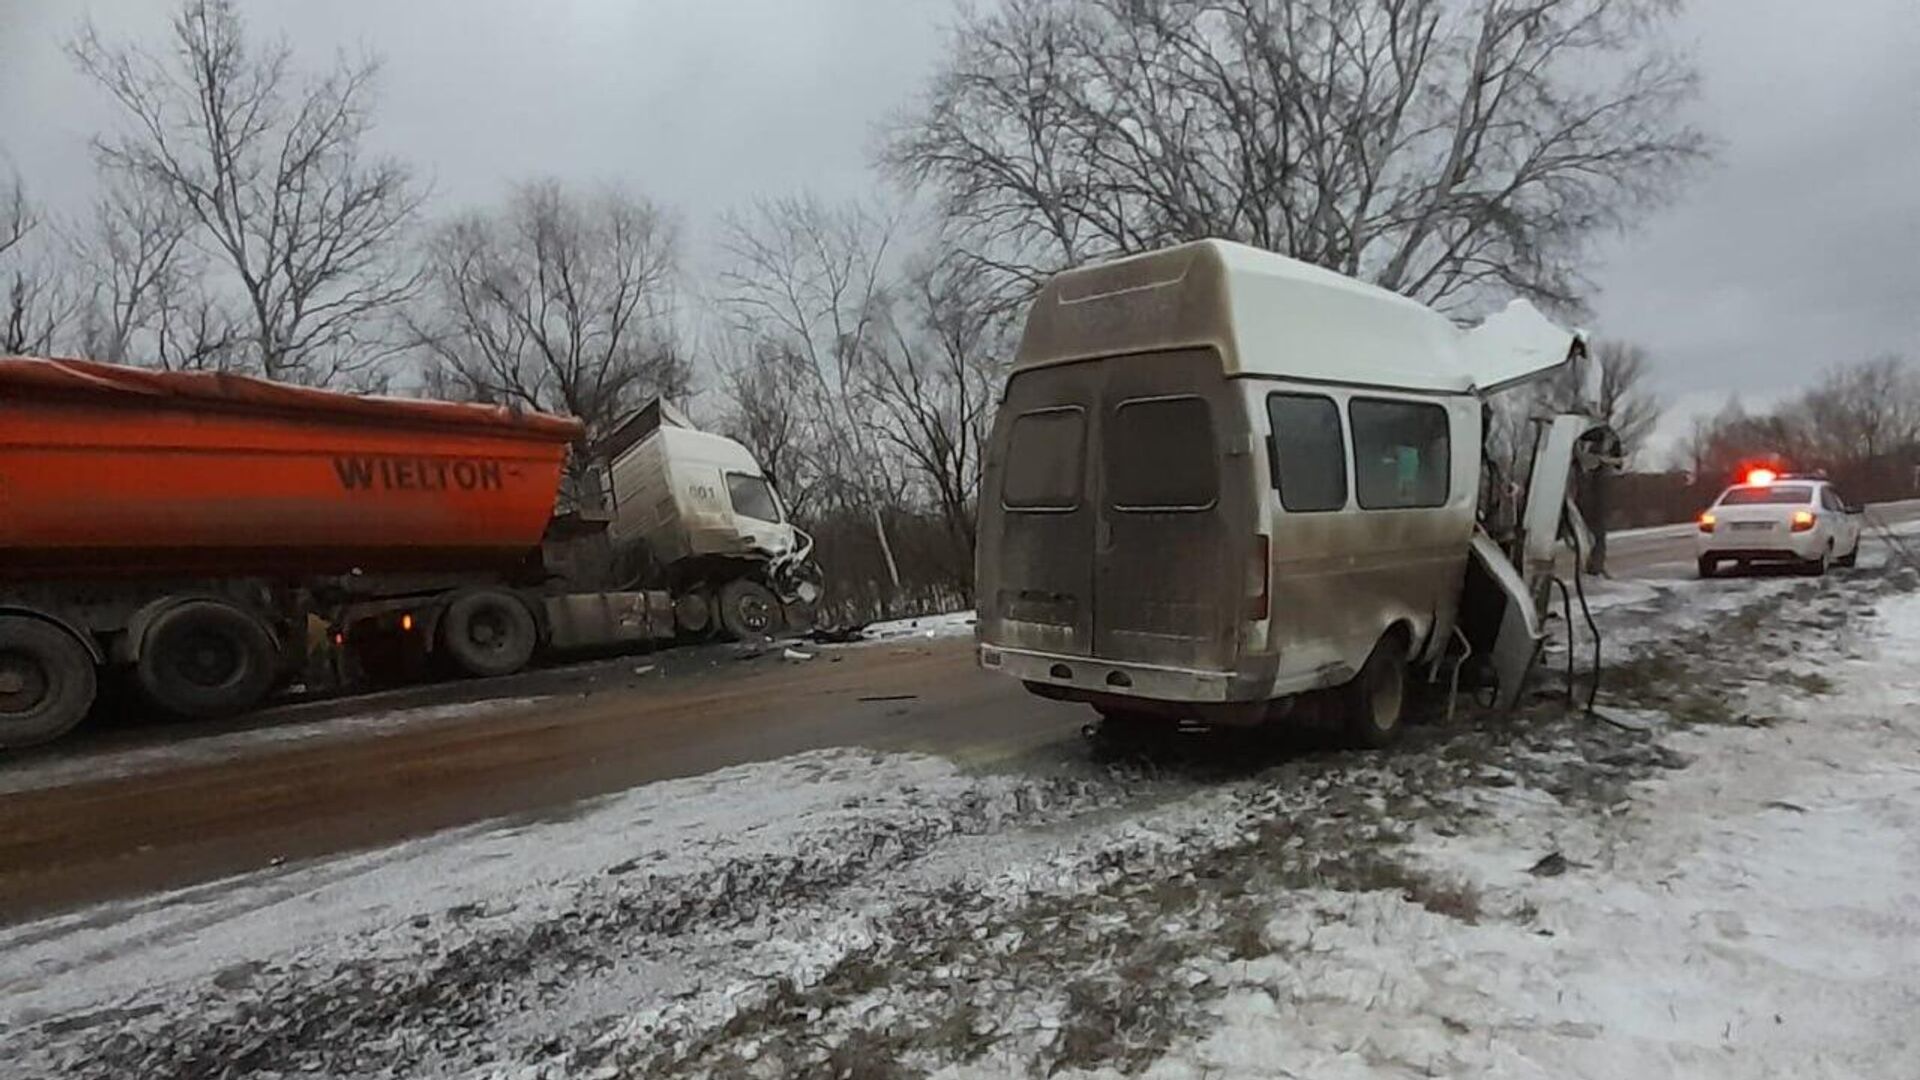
[1247,535,1271,621]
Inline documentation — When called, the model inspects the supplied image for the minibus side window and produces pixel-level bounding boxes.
[1107,395,1218,512]
[1349,398,1450,509]
[1002,406,1086,511]
[1265,392,1346,512]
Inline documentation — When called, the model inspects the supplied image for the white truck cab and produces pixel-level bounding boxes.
[595,400,820,638]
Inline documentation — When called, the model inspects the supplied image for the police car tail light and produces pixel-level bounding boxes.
[1791,509,1816,532]
[1698,511,1716,534]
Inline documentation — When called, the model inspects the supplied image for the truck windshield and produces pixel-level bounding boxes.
[1720,484,1813,505]
[726,472,782,522]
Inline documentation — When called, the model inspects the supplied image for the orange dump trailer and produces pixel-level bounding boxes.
[0,357,581,579]
[0,357,683,750]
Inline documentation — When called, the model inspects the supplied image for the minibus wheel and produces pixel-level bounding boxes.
[1343,634,1408,749]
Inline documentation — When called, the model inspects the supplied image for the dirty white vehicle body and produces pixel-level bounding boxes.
[974,239,1604,742]
[595,400,821,637]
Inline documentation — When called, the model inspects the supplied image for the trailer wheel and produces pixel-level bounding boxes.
[440,590,538,678]
[137,600,279,718]
[0,616,98,748]
[717,579,781,640]
[1342,634,1408,750]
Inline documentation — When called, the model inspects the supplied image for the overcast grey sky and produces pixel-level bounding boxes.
[3,0,1916,460]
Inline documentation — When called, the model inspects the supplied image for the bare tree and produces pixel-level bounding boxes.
[413,181,688,448]
[1536,339,1663,458]
[865,255,1007,595]
[71,0,425,384]
[887,0,1709,310]
[0,171,77,354]
[717,339,828,519]
[715,194,908,599]
[73,170,241,368]
[1798,354,1918,469]
[0,171,31,263]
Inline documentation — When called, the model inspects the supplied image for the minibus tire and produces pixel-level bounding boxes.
[1343,635,1408,749]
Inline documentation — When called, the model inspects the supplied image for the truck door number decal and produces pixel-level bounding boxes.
[333,456,506,492]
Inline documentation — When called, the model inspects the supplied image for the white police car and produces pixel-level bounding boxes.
[1696,470,1863,578]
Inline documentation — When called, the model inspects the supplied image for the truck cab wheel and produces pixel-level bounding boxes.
[717,579,781,640]
[1343,635,1408,750]
[440,590,538,678]
[137,601,278,718]
[0,616,99,748]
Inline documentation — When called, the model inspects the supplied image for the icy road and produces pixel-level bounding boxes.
[4,527,1920,1078]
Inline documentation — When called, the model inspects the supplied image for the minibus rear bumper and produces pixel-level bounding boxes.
[978,643,1280,723]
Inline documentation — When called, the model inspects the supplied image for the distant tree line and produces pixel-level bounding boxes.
[11,0,1854,619]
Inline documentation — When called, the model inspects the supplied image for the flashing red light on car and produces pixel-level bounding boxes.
[1745,467,1778,486]
[1698,510,1717,534]
[1791,509,1816,532]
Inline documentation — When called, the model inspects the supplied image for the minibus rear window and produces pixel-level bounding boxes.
[1107,396,1218,511]
[1003,406,1086,510]
[1350,398,1450,509]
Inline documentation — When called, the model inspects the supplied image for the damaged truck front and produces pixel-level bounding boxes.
[973,239,1616,746]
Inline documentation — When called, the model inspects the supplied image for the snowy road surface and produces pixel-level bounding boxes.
[5,544,1920,1075]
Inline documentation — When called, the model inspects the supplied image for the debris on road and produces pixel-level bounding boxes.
[782,647,815,662]
[1527,851,1572,877]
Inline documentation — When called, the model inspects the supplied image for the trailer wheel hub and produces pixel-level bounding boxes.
[169,631,245,689]
[0,652,48,713]
[467,612,506,649]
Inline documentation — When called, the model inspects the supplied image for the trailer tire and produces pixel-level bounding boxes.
[0,616,98,748]
[717,579,781,640]
[440,590,538,678]
[1342,634,1408,750]
[137,600,279,718]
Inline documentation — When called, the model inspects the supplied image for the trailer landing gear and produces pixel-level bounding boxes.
[0,616,97,748]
